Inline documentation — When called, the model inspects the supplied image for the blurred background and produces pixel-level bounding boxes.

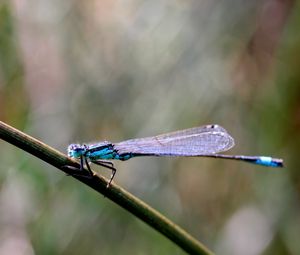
[0,0,299,254]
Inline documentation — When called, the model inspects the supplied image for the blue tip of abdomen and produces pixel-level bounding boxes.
[255,156,283,167]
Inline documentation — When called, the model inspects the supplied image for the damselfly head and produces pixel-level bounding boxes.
[67,144,87,158]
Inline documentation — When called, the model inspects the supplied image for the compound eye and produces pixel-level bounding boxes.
[67,144,85,158]
[71,145,77,149]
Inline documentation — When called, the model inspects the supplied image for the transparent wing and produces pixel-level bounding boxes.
[114,124,235,156]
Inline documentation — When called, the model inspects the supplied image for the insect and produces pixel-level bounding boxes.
[67,124,283,187]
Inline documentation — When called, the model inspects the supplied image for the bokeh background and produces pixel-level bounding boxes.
[0,0,299,254]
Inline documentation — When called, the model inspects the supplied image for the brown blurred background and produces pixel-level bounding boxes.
[0,0,299,254]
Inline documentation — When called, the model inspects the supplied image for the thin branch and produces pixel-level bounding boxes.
[0,121,214,255]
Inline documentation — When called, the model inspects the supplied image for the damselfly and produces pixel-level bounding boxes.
[67,124,283,187]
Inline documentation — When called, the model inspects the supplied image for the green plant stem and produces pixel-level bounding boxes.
[0,120,214,255]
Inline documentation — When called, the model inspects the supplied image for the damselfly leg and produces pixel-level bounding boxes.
[63,155,93,178]
[93,160,116,188]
